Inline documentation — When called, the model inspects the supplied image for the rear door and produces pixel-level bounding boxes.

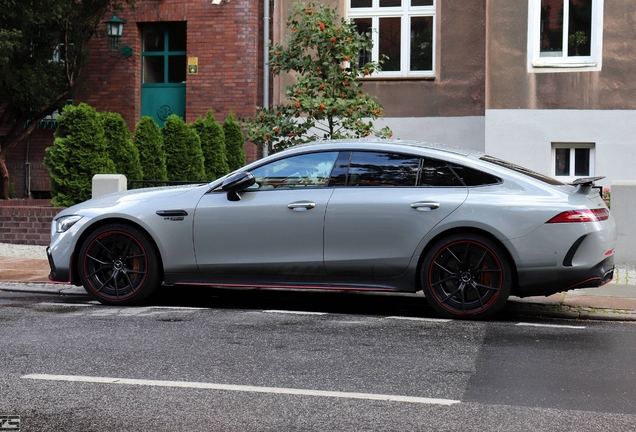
[323,151,467,278]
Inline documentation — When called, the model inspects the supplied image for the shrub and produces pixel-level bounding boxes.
[102,112,143,182]
[133,116,167,183]
[223,111,246,171]
[193,110,230,181]
[44,103,116,207]
[162,114,206,181]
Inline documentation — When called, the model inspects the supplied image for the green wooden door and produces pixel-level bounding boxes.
[141,22,187,127]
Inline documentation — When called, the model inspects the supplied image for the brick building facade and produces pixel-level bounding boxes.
[4,0,265,199]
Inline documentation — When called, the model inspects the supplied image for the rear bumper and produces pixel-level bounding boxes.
[516,255,615,298]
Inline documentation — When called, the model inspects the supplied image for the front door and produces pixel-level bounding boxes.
[141,22,187,126]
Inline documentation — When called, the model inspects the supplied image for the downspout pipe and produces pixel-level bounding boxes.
[263,0,270,157]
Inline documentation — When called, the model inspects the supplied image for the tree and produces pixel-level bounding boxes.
[224,111,246,171]
[133,116,167,183]
[193,110,230,181]
[243,1,391,153]
[102,112,143,182]
[0,0,134,199]
[162,115,205,181]
[44,103,116,207]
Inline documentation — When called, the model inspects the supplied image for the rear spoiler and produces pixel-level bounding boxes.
[569,176,605,197]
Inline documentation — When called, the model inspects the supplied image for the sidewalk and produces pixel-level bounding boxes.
[1,243,636,320]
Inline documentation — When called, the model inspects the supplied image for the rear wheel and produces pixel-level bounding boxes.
[78,224,161,305]
[421,233,512,320]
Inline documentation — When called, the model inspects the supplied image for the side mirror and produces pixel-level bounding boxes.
[221,171,256,201]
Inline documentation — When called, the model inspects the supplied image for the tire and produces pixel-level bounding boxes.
[78,224,161,305]
[421,233,512,320]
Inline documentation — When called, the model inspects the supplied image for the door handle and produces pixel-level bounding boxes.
[411,202,440,211]
[288,201,316,211]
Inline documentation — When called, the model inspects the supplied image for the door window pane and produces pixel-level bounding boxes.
[143,24,164,52]
[411,0,433,5]
[168,55,187,83]
[168,22,187,51]
[380,0,401,6]
[251,152,339,190]
[410,16,433,71]
[143,56,164,83]
[379,17,401,71]
[347,152,420,186]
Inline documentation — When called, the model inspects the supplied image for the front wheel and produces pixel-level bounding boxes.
[421,233,512,320]
[78,224,162,305]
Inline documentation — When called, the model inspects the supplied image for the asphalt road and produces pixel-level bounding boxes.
[1,287,636,431]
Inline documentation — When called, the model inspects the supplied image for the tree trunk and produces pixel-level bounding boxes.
[0,152,9,200]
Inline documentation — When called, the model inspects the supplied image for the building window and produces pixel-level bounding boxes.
[348,0,435,78]
[528,0,603,72]
[552,143,595,180]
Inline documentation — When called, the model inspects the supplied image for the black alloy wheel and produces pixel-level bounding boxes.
[421,233,512,320]
[78,224,161,305]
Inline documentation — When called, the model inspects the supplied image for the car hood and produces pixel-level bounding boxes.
[57,183,209,216]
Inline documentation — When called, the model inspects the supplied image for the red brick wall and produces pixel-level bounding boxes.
[76,0,264,163]
[4,128,56,199]
[0,204,65,246]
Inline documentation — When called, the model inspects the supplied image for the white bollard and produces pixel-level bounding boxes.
[92,174,128,199]
[611,180,636,267]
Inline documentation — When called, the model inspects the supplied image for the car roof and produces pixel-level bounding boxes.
[288,139,482,158]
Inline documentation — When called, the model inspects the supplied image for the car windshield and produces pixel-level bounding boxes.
[480,155,565,186]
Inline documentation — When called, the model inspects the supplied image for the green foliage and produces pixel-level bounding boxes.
[223,111,246,171]
[0,0,135,199]
[193,110,230,181]
[243,1,391,153]
[162,115,206,181]
[102,112,143,182]
[133,116,168,183]
[44,103,116,207]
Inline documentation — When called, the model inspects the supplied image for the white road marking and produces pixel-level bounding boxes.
[516,322,586,329]
[22,374,460,406]
[386,316,452,323]
[263,310,327,316]
[37,302,93,307]
[147,306,207,311]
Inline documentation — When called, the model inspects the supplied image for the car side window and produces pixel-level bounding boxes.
[249,152,339,190]
[344,152,421,187]
[448,163,501,186]
[418,157,463,187]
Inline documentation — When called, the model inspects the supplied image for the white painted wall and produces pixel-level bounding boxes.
[375,116,485,151]
[485,109,636,190]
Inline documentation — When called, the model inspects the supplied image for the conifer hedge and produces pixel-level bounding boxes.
[133,116,167,183]
[223,111,246,172]
[44,103,116,207]
[163,114,206,181]
[193,110,230,181]
[102,112,143,183]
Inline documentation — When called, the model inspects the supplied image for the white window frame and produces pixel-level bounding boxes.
[551,142,595,182]
[347,1,436,78]
[527,0,604,73]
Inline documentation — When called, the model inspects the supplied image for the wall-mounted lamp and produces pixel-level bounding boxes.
[105,14,133,58]
[211,0,230,4]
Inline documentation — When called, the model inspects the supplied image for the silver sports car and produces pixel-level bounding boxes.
[47,140,616,319]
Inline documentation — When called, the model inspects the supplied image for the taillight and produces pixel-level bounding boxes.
[546,208,610,223]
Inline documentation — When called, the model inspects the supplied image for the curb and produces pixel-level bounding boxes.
[3,282,636,321]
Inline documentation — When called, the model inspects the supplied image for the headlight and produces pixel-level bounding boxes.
[55,215,83,233]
